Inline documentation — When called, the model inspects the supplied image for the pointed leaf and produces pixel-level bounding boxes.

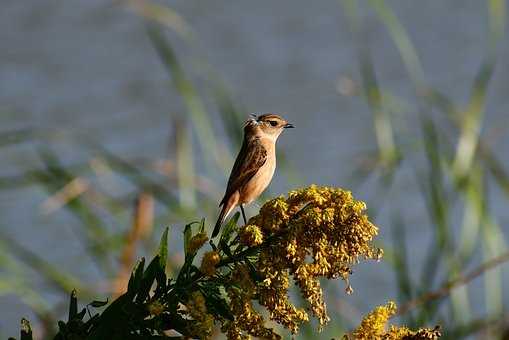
[88,294,132,340]
[88,298,109,308]
[77,308,87,320]
[199,218,205,233]
[68,289,78,322]
[219,212,240,248]
[127,257,145,296]
[177,222,201,284]
[135,255,161,303]
[158,227,169,271]
[183,223,193,257]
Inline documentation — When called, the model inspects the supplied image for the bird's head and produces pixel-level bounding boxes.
[245,113,294,140]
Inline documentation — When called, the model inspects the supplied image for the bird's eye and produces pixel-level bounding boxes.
[269,120,278,127]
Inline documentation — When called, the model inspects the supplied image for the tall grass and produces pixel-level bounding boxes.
[340,1,508,338]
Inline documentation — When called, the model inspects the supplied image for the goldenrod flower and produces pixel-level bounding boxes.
[346,301,441,340]
[352,301,397,339]
[249,196,290,232]
[186,291,214,339]
[224,265,281,340]
[246,185,381,332]
[386,326,442,339]
[200,251,220,276]
[239,225,264,246]
[188,232,208,254]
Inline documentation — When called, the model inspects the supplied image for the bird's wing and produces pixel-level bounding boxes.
[220,137,267,205]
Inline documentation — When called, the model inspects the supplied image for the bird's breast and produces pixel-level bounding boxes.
[239,153,276,204]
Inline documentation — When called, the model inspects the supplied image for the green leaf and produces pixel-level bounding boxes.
[135,255,161,303]
[88,294,132,340]
[68,289,78,322]
[127,257,146,297]
[177,222,200,285]
[88,298,109,308]
[183,222,194,258]
[154,228,169,294]
[158,227,169,271]
[77,308,87,320]
[219,212,240,249]
[199,218,205,233]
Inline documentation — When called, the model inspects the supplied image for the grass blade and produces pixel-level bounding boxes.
[367,0,426,89]
[146,24,222,172]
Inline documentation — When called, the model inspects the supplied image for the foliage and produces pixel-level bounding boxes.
[9,186,437,340]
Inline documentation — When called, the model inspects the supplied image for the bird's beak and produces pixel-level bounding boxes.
[284,123,295,129]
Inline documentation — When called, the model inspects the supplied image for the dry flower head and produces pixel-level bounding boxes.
[186,291,214,339]
[200,251,220,277]
[345,301,441,340]
[233,185,382,334]
[223,264,281,340]
[188,232,208,254]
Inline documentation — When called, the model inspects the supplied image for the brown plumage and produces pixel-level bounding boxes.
[211,113,293,238]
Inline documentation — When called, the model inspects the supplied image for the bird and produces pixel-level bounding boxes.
[211,113,294,238]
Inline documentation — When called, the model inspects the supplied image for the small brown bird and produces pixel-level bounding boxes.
[211,113,294,238]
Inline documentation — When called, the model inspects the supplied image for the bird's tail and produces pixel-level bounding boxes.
[211,204,228,238]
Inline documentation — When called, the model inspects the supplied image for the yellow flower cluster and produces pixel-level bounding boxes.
[223,265,280,340]
[188,232,208,254]
[351,301,397,339]
[239,224,264,246]
[345,301,441,340]
[243,185,382,333]
[385,326,442,340]
[200,251,220,276]
[186,291,215,339]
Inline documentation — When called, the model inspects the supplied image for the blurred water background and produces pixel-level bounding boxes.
[1,0,509,338]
